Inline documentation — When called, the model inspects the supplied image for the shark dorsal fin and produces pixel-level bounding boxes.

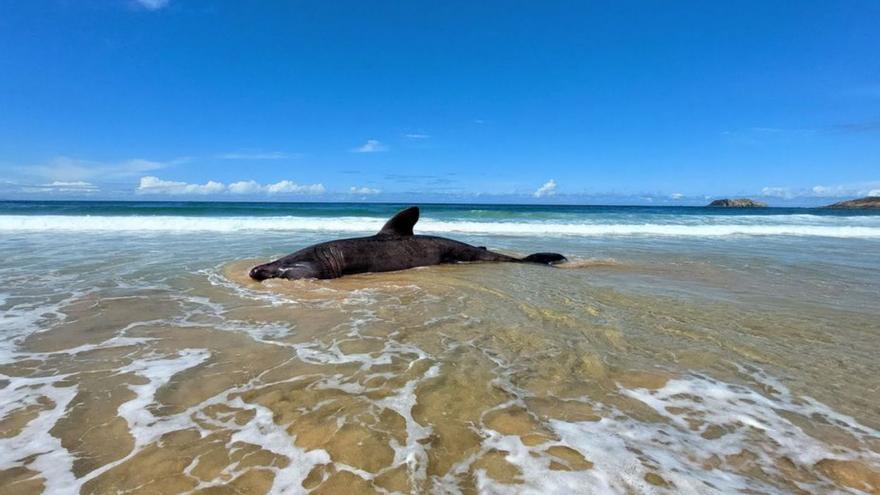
[378,206,419,236]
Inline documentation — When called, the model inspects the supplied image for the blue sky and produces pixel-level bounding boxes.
[1,0,878,205]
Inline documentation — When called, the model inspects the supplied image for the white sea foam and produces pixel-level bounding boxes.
[224,396,332,495]
[67,348,215,490]
[447,336,880,494]
[0,374,79,494]
[469,369,880,495]
[377,363,440,486]
[288,308,441,489]
[2,214,880,237]
[69,348,333,494]
[115,348,212,447]
[0,289,93,362]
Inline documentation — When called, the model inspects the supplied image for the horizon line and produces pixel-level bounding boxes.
[0,197,850,209]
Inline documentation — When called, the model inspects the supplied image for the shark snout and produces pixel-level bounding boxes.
[249,264,277,281]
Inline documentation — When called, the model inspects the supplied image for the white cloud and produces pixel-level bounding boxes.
[670,192,684,199]
[349,186,381,195]
[404,133,429,139]
[21,181,99,194]
[228,180,263,194]
[135,0,169,10]
[138,177,326,196]
[869,189,880,197]
[810,184,879,198]
[351,139,387,153]
[45,181,98,191]
[265,180,325,195]
[216,151,295,160]
[26,156,178,182]
[761,186,793,199]
[759,183,880,199]
[137,176,225,195]
[533,179,557,198]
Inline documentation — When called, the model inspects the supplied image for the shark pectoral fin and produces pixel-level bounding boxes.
[279,262,321,280]
[378,206,419,236]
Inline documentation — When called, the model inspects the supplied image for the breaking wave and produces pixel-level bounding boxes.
[2,214,880,238]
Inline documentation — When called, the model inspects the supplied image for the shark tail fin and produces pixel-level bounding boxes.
[521,252,567,265]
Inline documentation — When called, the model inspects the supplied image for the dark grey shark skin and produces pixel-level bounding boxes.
[249,206,566,281]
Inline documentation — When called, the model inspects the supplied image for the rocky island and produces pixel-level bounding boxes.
[707,198,768,208]
[823,196,880,209]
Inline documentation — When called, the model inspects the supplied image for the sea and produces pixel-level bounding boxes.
[0,201,878,494]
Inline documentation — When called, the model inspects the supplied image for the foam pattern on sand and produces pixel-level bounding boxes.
[425,341,879,494]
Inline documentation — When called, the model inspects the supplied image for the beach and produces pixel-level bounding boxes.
[1,201,879,494]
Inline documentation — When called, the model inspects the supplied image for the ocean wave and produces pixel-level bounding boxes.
[1,214,880,237]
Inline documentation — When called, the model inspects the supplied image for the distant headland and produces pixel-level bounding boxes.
[823,196,880,209]
[707,198,768,208]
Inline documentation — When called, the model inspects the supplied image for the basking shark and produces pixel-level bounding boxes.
[249,206,566,281]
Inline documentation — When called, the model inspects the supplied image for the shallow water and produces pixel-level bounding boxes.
[1,203,879,494]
